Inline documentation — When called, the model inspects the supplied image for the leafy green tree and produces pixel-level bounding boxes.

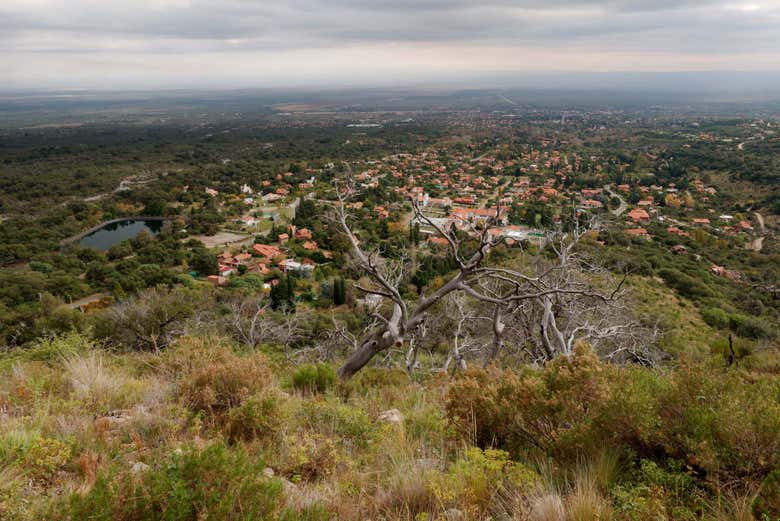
[189,248,218,276]
[332,276,346,305]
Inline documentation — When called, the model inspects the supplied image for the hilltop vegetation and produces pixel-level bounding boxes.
[0,96,778,519]
[1,333,780,520]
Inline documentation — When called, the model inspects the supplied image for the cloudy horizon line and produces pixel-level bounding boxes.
[2,1,780,89]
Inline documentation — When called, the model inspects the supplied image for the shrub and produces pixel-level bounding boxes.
[67,443,282,520]
[430,447,539,516]
[446,344,608,456]
[281,434,339,482]
[729,313,777,339]
[338,366,409,401]
[701,307,729,329]
[25,437,72,480]
[300,398,373,446]
[658,268,713,299]
[25,331,91,362]
[173,340,273,418]
[447,346,780,500]
[291,363,336,395]
[223,388,285,443]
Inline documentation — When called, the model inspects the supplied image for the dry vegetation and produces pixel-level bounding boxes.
[1,332,779,520]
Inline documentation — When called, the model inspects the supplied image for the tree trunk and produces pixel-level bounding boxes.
[337,327,398,379]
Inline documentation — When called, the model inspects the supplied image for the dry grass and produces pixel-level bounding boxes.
[566,482,613,521]
[374,459,439,519]
[710,492,757,521]
[62,352,123,403]
[530,493,567,521]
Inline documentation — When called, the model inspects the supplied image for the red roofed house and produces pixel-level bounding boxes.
[628,208,650,223]
[295,228,313,240]
[427,236,449,247]
[253,244,284,262]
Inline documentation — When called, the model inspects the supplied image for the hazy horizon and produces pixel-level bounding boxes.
[2,1,780,91]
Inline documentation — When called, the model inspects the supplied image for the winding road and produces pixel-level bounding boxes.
[604,185,627,216]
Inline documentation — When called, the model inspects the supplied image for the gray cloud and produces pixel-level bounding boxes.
[1,0,779,88]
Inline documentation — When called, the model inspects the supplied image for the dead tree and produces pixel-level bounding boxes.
[333,186,625,379]
[528,229,664,364]
[442,293,475,375]
[223,295,307,351]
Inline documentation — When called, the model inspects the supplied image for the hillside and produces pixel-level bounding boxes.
[0,97,778,520]
[1,331,780,520]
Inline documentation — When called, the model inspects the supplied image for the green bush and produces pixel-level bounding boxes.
[67,443,282,521]
[430,447,538,516]
[446,347,780,499]
[658,268,713,299]
[24,437,72,480]
[223,388,285,443]
[291,363,336,395]
[301,398,374,446]
[701,307,729,329]
[729,313,777,339]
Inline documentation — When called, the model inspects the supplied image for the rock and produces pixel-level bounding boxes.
[262,467,275,478]
[94,413,131,435]
[444,508,465,520]
[377,408,404,423]
[131,462,149,474]
[280,477,299,495]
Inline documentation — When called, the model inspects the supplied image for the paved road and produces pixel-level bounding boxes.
[604,185,627,216]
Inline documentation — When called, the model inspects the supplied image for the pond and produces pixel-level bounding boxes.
[79,219,164,251]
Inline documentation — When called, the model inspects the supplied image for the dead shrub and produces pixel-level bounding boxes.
[170,336,274,420]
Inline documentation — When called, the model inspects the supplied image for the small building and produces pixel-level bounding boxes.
[628,208,650,223]
[625,227,649,237]
[253,244,284,262]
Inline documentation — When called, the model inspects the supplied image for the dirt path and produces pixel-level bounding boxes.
[747,236,765,252]
[754,212,765,234]
[66,292,111,310]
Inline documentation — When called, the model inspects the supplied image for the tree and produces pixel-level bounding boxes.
[223,295,304,349]
[143,198,166,216]
[189,248,218,276]
[332,276,347,306]
[270,275,295,312]
[332,183,627,380]
[93,286,198,351]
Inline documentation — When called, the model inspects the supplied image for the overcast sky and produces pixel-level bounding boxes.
[2,0,780,89]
